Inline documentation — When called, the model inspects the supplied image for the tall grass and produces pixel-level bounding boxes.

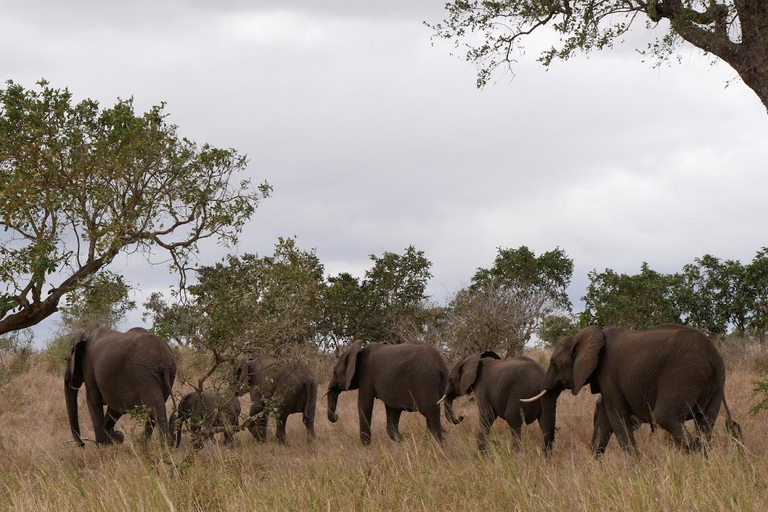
[0,349,766,511]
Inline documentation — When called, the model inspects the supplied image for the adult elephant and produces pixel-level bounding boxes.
[64,327,176,447]
[233,357,317,444]
[170,389,241,448]
[522,324,741,455]
[440,351,557,453]
[326,340,448,445]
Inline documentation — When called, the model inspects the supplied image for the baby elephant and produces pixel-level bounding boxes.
[170,390,241,448]
[441,351,557,453]
[233,357,317,444]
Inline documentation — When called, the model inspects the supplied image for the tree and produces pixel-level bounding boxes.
[319,272,366,352]
[675,254,733,337]
[444,246,573,356]
[145,237,325,390]
[358,246,434,343]
[0,80,270,335]
[581,263,681,329]
[430,1,768,111]
[538,313,579,347]
[59,271,135,331]
[745,248,768,343]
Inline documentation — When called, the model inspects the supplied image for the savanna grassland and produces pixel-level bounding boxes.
[1,346,767,512]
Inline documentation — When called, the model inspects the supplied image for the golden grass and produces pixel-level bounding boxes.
[0,351,767,512]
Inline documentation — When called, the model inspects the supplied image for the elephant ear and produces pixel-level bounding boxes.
[343,340,363,390]
[458,354,483,395]
[233,359,250,395]
[571,326,605,396]
[65,329,87,389]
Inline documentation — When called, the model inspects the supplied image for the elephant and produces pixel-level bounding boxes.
[233,356,317,443]
[522,323,742,455]
[594,395,655,435]
[64,327,176,447]
[326,340,449,445]
[440,351,557,453]
[170,389,241,448]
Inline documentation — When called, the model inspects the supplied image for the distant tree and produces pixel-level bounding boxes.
[746,248,768,343]
[144,237,324,390]
[359,246,433,343]
[538,313,579,347]
[0,80,270,336]
[430,1,768,111]
[581,263,681,329]
[319,272,365,353]
[59,271,136,331]
[142,291,202,347]
[675,255,733,337]
[444,246,573,357]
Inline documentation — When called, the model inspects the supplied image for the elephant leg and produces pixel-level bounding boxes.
[654,403,699,452]
[358,394,374,446]
[144,415,157,441]
[104,407,125,443]
[696,395,721,445]
[303,404,316,443]
[86,398,110,445]
[275,413,288,444]
[503,403,525,450]
[248,403,268,441]
[605,407,637,455]
[424,405,443,444]
[385,405,403,442]
[591,400,613,456]
[476,406,496,454]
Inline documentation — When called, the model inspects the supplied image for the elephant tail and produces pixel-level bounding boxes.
[722,395,744,445]
[161,365,178,419]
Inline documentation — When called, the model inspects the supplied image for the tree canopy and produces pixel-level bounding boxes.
[430,1,768,111]
[0,80,269,335]
[444,246,574,356]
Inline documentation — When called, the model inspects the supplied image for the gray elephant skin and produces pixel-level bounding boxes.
[234,357,317,443]
[442,351,557,453]
[64,327,177,447]
[327,340,449,445]
[170,389,241,448]
[524,323,741,455]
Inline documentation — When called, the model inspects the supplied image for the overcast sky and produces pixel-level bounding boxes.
[3,1,767,342]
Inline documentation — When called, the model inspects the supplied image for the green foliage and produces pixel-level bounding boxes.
[538,313,578,347]
[319,272,366,352]
[144,237,324,389]
[745,248,768,343]
[580,263,681,329]
[59,271,135,330]
[358,246,433,343]
[0,79,269,335]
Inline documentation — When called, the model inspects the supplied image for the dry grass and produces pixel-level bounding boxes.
[0,349,767,511]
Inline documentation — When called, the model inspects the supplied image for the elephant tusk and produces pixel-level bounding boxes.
[520,390,547,403]
[437,394,447,405]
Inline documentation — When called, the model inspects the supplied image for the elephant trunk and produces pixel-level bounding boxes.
[539,388,561,453]
[443,395,464,425]
[64,381,85,448]
[327,389,340,423]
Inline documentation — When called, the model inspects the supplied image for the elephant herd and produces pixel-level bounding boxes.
[64,323,743,455]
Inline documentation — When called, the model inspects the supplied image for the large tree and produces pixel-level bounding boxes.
[0,80,270,335]
[430,1,768,111]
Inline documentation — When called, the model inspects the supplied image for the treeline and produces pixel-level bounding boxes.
[66,240,768,368]
[580,249,768,342]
